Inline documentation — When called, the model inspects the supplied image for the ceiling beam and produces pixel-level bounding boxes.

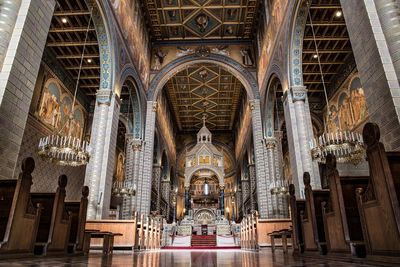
[73,75,100,79]
[303,61,345,64]
[303,72,337,75]
[303,49,352,53]
[303,36,349,41]
[47,41,98,47]
[56,54,99,59]
[309,5,342,9]
[65,65,100,70]
[304,81,331,84]
[53,10,90,16]
[305,22,346,26]
[49,27,96,33]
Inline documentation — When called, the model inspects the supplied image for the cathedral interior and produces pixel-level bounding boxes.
[0,0,400,266]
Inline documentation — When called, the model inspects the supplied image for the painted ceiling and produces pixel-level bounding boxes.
[142,0,261,40]
[164,64,244,132]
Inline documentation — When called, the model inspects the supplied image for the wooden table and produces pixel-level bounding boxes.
[267,230,292,254]
[83,230,122,255]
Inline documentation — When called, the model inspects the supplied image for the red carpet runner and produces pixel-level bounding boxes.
[163,235,240,250]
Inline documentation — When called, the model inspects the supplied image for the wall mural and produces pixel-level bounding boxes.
[257,0,289,87]
[38,79,86,139]
[110,0,151,87]
[114,151,125,182]
[325,73,368,132]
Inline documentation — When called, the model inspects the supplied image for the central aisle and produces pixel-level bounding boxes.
[0,250,380,267]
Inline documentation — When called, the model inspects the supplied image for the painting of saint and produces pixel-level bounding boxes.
[60,95,72,136]
[71,109,85,139]
[350,77,368,124]
[115,152,125,182]
[338,93,353,131]
[39,81,61,128]
[327,105,339,132]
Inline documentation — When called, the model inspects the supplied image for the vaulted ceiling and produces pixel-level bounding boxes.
[164,64,244,132]
[142,0,261,41]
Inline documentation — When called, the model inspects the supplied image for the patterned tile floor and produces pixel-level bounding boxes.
[0,249,385,267]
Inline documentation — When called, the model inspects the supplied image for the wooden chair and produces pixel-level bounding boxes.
[0,157,41,254]
[289,184,306,255]
[31,175,72,255]
[301,172,330,255]
[65,185,89,253]
[322,154,368,257]
[356,123,400,257]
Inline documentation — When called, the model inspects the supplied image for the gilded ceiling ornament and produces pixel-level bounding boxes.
[195,13,209,32]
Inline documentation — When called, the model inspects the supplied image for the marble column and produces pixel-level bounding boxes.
[265,138,277,218]
[219,186,225,215]
[85,90,120,219]
[249,100,269,218]
[248,163,257,212]
[240,179,250,214]
[137,101,157,215]
[0,0,55,180]
[161,180,171,218]
[121,136,142,219]
[283,87,320,198]
[184,186,189,215]
[152,165,162,214]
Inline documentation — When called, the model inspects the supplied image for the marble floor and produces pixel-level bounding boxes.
[0,249,385,267]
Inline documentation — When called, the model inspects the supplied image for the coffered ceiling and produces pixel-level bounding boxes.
[164,64,244,132]
[142,0,261,41]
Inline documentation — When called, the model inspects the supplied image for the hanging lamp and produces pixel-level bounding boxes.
[307,9,365,164]
[37,8,93,166]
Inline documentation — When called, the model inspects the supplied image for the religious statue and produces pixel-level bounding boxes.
[115,153,125,182]
[240,47,254,66]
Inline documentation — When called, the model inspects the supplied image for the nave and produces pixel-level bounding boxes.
[0,250,383,267]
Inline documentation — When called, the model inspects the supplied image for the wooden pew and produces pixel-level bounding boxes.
[356,123,400,257]
[322,154,368,257]
[301,172,330,255]
[31,175,71,255]
[267,229,292,253]
[65,186,89,253]
[0,157,41,254]
[289,184,306,255]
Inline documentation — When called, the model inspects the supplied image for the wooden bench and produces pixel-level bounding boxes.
[301,172,330,255]
[65,186,89,253]
[356,123,400,257]
[268,229,292,253]
[85,231,122,255]
[322,153,368,257]
[289,184,306,255]
[31,175,71,255]
[0,157,41,254]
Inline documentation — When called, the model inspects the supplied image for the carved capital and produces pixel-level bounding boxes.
[264,137,277,149]
[249,100,256,110]
[290,86,307,102]
[131,140,143,151]
[96,89,112,105]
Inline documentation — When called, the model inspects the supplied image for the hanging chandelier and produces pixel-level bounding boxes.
[307,8,365,165]
[112,181,136,197]
[38,8,92,167]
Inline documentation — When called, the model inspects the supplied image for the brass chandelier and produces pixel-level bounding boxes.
[307,8,365,165]
[38,8,92,167]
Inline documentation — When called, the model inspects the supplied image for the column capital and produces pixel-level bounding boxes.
[264,137,277,149]
[219,185,225,191]
[290,86,307,102]
[131,139,143,151]
[151,101,158,112]
[96,89,112,105]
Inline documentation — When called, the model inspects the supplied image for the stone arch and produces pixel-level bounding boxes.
[84,0,115,96]
[264,73,284,138]
[147,53,260,101]
[288,0,309,87]
[119,66,145,139]
[185,166,224,188]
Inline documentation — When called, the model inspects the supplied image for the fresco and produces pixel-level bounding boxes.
[39,81,61,128]
[114,151,125,182]
[110,0,151,87]
[38,79,86,139]
[257,0,289,87]
[325,74,368,131]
